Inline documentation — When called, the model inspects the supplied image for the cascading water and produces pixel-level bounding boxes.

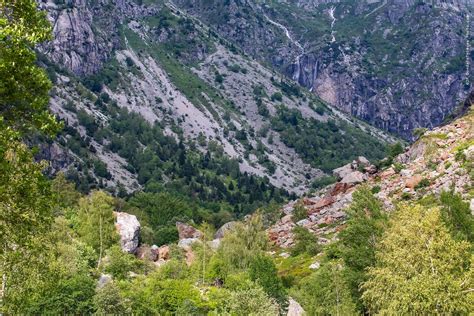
[329,6,336,43]
[264,14,305,82]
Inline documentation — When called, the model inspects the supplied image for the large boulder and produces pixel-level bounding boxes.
[287,298,305,316]
[114,212,140,254]
[178,238,201,251]
[333,163,353,180]
[176,222,202,240]
[341,171,367,184]
[214,221,237,239]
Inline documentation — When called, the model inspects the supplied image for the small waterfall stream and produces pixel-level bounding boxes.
[264,14,305,82]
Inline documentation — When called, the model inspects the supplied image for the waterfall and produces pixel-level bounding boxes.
[329,6,336,43]
[264,14,305,82]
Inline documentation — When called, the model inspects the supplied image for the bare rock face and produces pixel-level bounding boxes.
[176,222,203,240]
[114,212,140,254]
[214,221,237,239]
[333,163,353,180]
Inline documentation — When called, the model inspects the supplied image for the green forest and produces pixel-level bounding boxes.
[1,1,473,315]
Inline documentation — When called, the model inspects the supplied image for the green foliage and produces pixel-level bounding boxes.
[329,186,388,311]
[292,260,357,315]
[223,285,280,316]
[120,274,206,314]
[362,204,473,314]
[371,185,381,194]
[393,162,404,173]
[311,175,337,190]
[291,201,307,222]
[0,0,60,135]
[414,177,430,190]
[75,191,119,263]
[270,92,283,102]
[413,127,428,139]
[249,255,287,307]
[291,226,321,257]
[0,122,59,313]
[210,215,268,280]
[94,282,131,315]
[271,106,386,172]
[439,191,474,243]
[104,245,144,280]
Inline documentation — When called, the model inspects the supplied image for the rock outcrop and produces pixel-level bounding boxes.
[269,106,473,247]
[114,212,140,254]
[176,222,203,240]
[214,221,237,239]
[287,298,305,316]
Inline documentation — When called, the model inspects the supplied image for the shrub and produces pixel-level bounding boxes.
[414,178,430,190]
[371,185,381,194]
[291,226,320,256]
[292,202,307,222]
[270,92,283,102]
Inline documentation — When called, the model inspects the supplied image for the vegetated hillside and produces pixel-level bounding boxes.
[267,98,474,314]
[174,0,473,139]
[4,1,472,314]
[37,0,392,197]
[8,95,471,315]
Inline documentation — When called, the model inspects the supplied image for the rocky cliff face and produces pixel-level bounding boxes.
[174,0,473,139]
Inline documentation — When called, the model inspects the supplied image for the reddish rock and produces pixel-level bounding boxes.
[176,222,202,240]
[380,168,396,179]
[308,197,335,214]
[330,182,352,196]
[324,216,335,225]
[158,245,170,260]
[405,174,423,189]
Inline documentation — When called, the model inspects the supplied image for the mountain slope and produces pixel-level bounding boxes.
[269,98,473,248]
[174,0,473,139]
[37,0,392,195]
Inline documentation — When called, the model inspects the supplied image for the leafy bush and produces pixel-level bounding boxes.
[291,226,320,256]
[292,202,307,222]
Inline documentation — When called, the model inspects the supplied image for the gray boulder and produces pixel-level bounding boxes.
[287,298,305,316]
[114,212,140,254]
[341,171,367,184]
[214,221,237,239]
